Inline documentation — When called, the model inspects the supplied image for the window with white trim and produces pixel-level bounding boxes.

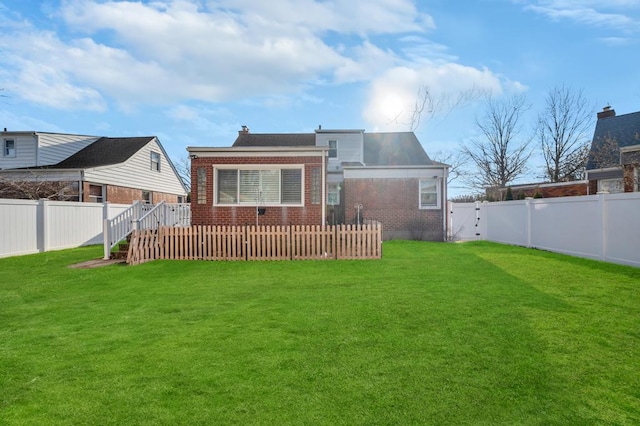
[88,184,105,203]
[598,178,623,194]
[142,190,152,203]
[419,179,440,209]
[3,139,15,157]
[328,140,337,158]
[197,167,207,204]
[150,151,161,172]
[215,166,303,205]
[328,183,340,205]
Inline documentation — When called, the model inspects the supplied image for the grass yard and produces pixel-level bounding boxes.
[1,241,639,425]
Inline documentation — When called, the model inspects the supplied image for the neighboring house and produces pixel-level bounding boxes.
[187,127,449,241]
[488,180,589,200]
[0,131,187,203]
[586,107,640,193]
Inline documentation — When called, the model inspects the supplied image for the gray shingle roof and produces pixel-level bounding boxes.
[232,131,437,167]
[233,133,315,147]
[50,136,155,169]
[587,111,640,170]
[363,132,434,166]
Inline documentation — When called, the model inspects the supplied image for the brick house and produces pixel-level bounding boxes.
[188,127,449,241]
[586,107,640,193]
[0,131,187,203]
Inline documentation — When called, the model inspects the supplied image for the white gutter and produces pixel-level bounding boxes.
[322,152,326,225]
[442,167,448,241]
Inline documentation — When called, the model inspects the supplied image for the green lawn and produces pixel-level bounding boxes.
[1,241,639,425]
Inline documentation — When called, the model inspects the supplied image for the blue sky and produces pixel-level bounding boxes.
[1,0,639,195]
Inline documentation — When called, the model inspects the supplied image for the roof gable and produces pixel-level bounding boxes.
[587,111,640,170]
[231,131,436,167]
[363,132,434,166]
[51,137,155,169]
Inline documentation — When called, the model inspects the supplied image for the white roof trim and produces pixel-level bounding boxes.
[187,146,328,158]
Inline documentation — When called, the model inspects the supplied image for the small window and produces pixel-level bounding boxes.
[151,152,161,172]
[142,191,152,203]
[328,140,337,158]
[419,179,439,209]
[88,184,104,203]
[310,167,321,204]
[328,183,340,205]
[598,178,623,194]
[3,139,15,157]
[197,167,207,204]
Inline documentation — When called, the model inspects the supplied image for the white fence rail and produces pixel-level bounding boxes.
[103,201,191,259]
[0,199,130,258]
[449,192,640,267]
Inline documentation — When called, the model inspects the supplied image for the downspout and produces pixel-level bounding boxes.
[442,167,448,241]
[79,170,84,201]
[321,152,326,225]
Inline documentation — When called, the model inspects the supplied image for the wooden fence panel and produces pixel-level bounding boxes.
[127,223,382,264]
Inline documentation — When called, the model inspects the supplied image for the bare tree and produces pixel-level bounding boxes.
[462,94,533,191]
[391,85,486,132]
[175,155,191,193]
[537,86,593,182]
[0,173,78,200]
[430,149,466,185]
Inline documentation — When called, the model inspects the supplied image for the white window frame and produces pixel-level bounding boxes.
[150,151,161,172]
[328,140,338,158]
[3,139,16,157]
[635,168,640,192]
[88,184,105,203]
[419,178,440,209]
[327,183,340,206]
[214,165,305,207]
[142,190,152,203]
[598,178,623,194]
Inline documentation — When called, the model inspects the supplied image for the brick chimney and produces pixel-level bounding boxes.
[597,105,616,120]
[239,125,250,135]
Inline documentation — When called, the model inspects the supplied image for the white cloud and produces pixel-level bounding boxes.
[362,64,507,131]
[0,0,438,111]
[518,0,640,31]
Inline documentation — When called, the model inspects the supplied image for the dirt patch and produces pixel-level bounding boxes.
[68,258,127,269]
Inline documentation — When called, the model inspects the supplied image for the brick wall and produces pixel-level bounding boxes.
[190,156,324,226]
[344,178,444,241]
[82,182,180,203]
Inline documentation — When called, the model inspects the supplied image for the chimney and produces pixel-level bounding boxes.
[239,125,250,135]
[597,105,616,120]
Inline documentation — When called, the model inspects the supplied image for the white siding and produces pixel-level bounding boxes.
[0,134,37,169]
[37,133,98,166]
[343,167,446,179]
[0,170,81,181]
[84,138,186,196]
[316,131,364,169]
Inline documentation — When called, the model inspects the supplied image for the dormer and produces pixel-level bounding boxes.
[314,128,364,172]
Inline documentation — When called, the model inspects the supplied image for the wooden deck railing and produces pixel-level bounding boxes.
[127,224,382,265]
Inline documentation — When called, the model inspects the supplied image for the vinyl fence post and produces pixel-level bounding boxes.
[599,192,607,261]
[526,198,532,248]
[40,199,50,253]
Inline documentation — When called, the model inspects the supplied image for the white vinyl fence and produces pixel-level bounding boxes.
[0,199,130,258]
[449,192,640,267]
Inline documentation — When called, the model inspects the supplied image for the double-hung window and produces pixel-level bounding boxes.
[215,166,303,205]
[3,139,15,157]
[419,179,440,209]
[328,140,338,158]
[150,152,161,172]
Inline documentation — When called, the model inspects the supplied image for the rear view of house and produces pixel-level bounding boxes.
[188,127,449,241]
